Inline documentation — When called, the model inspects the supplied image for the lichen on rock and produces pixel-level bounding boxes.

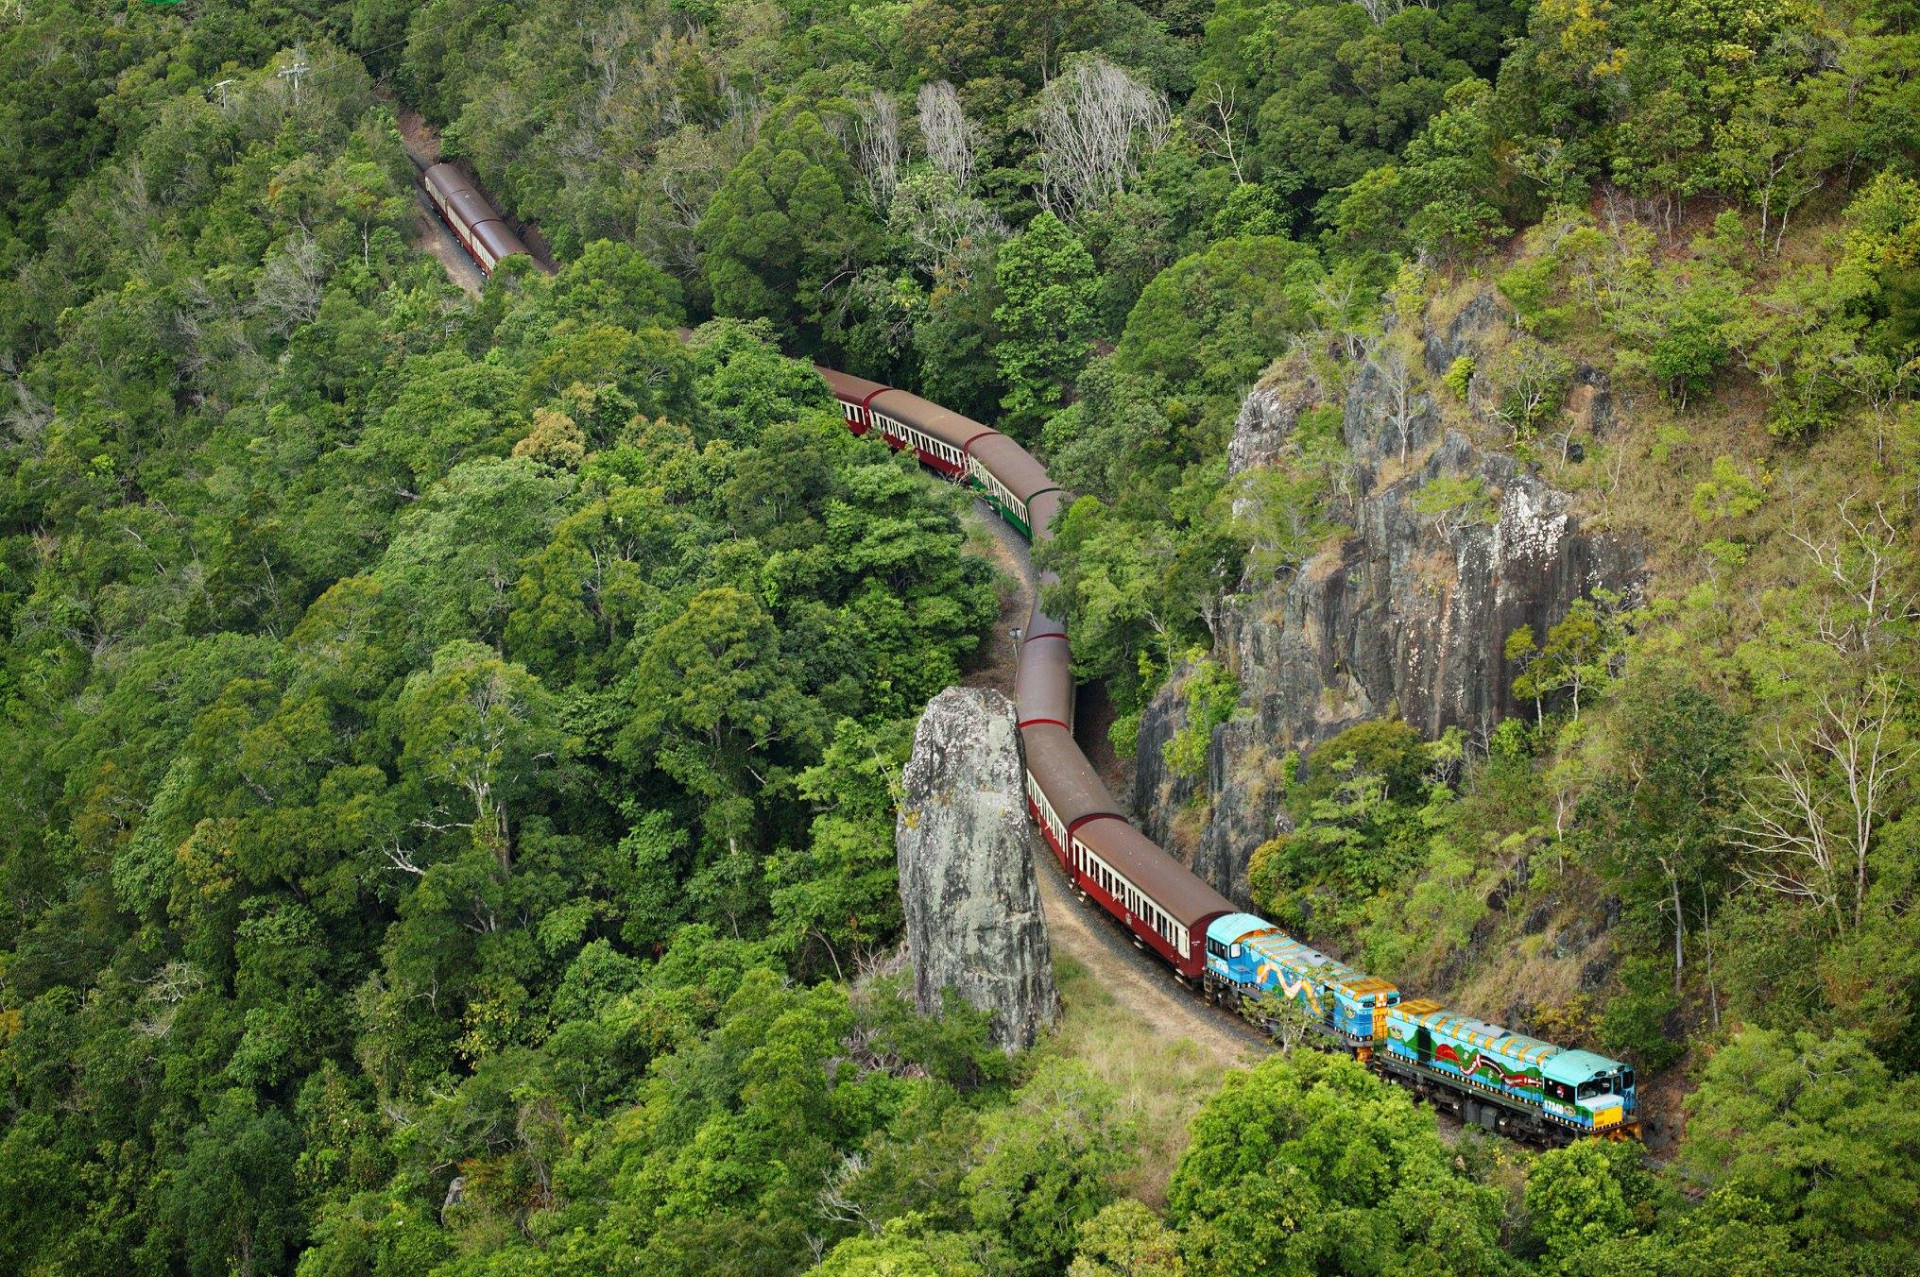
[896,687,1059,1051]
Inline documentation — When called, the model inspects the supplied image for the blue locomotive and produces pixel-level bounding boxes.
[1204,914,1640,1143]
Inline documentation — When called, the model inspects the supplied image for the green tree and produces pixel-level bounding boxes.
[1167,1051,1506,1277]
[1069,1200,1186,1277]
[1525,1138,1664,1270]
[994,212,1100,439]
[699,109,881,346]
[619,585,819,863]
[1683,1027,1920,1265]
[1588,674,1745,1013]
[164,1089,306,1276]
[398,639,564,872]
[767,717,913,976]
[1509,594,1627,723]
[964,1059,1135,1276]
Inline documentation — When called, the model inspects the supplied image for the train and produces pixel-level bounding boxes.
[425,166,1641,1147]
[420,162,547,277]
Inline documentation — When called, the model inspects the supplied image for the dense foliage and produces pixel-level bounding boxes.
[5,0,1920,1269]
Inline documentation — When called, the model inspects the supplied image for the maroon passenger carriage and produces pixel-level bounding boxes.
[1019,724,1122,871]
[865,388,994,479]
[1070,818,1232,980]
[815,367,889,436]
[421,163,540,276]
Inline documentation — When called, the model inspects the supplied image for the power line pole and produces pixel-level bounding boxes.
[278,49,308,106]
[211,78,236,106]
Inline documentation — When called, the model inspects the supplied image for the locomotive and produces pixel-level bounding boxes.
[427,167,1641,1146]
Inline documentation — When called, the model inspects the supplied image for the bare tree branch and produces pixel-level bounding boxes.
[1032,56,1169,219]
[854,91,902,210]
[916,81,982,191]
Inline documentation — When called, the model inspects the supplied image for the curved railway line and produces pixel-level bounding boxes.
[417,168,1643,1148]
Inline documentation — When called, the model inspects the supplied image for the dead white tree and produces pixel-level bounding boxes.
[1356,0,1407,22]
[135,961,207,1038]
[1364,331,1422,465]
[1730,678,1915,936]
[916,80,982,190]
[1787,499,1914,657]
[1310,273,1372,361]
[854,90,902,210]
[816,1153,880,1235]
[1194,82,1245,185]
[253,231,326,336]
[1033,55,1170,219]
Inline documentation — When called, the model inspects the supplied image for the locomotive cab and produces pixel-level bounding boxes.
[1204,914,1272,987]
[1541,1050,1639,1137]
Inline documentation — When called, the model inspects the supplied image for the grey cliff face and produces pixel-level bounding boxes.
[1138,293,1641,903]
[897,687,1059,1051]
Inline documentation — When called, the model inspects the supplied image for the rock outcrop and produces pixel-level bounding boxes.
[897,687,1059,1050]
[1137,292,1641,903]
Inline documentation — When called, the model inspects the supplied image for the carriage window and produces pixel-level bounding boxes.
[1229,943,1242,958]
[1546,1080,1574,1102]
[1576,1080,1610,1099]
[1620,1069,1635,1091]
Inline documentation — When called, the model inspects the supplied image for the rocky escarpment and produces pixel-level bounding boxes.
[1137,291,1642,903]
[897,687,1059,1050]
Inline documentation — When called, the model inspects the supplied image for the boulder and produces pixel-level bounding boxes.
[897,687,1059,1051]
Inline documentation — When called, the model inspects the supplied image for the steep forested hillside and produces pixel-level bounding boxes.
[3,0,1919,1271]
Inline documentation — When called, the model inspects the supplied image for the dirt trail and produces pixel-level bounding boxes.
[964,503,1269,1067]
[391,102,443,169]
[960,503,1026,701]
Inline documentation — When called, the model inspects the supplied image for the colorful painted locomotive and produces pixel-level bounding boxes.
[1378,1000,1637,1138]
[1203,914,1400,1050]
[1202,913,1639,1142]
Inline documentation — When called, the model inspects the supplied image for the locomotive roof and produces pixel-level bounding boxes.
[1020,723,1124,830]
[1541,1049,1629,1084]
[1243,930,1398,1000]
[1390,999,1560,1064]
[1072,817,1236,929]
[1014,636,1072,726]
[967,433,1059,503]
[1206,913,1274,946]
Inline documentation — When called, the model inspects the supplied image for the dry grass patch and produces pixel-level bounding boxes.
[1039,957,1242,1206]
